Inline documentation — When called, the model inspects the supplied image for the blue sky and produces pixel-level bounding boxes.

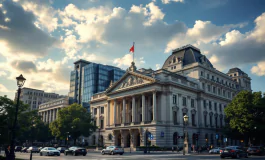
[0,0,265,99]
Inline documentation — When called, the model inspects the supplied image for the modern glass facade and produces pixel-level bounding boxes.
[69,60,125,111]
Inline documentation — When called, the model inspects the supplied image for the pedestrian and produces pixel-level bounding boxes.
[198,146,202,154]
[5,145,11,159]
[172,146,174,152]
[176,146,179,153]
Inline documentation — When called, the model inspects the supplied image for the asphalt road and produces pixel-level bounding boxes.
[1,152,265,160]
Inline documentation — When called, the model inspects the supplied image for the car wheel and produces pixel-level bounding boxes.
[111,151,114,155]
[40,152,42,156]
[102,151,105,155]
[65,152,67,156]
[83,154,86,156]
[220,156,225,159]
[73,152,77,156]
[120,153,123,155]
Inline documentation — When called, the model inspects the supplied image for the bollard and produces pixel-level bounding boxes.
[30,150,33,160]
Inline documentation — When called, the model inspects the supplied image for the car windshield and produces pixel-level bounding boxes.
[115,146,122,148]
[48,147,57,150]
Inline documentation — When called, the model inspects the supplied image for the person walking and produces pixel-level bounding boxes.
[176,146,179,153]
[172,146,174,152]
[5,146,11,160]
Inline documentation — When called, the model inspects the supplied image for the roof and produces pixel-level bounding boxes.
[74,59,91,64]
[227,68,245,74]
[162,44,213,69]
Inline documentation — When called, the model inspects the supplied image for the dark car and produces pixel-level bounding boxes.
[247,146,264,156]
[57,147,66,153]
[64,146,87,156]
[220,146,248,159]
[20,147,28,153]
[40,147,60,156]
[15,146,22,152]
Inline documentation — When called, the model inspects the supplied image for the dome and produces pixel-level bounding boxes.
[162,44,213,70]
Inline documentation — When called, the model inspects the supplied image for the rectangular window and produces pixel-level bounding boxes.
[101,107,104,114]
[215,117,218,127]
[213,87,216,93]
[173,95,177,104]
[192,114,195,126]
[191,99,194,108]
[218,88,221,95]
[217,77,219,82]
[212,76,214,80]
[204,115,207,127]
[94,108,97,115]
[208,85,211,92]
[201,71,204,76]
[210,115,212,126]
[182,97,186,106]
[207,74,209,79]
[220,118,223,128]
[202,83,205,90]
[214,103,217,111]
[223,90,226,97]
[219,104,222,111]
[209,101,212,110]
[203,100,206,109]
[100,119,104,129]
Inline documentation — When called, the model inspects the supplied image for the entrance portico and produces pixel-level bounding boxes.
[112,128,144,148]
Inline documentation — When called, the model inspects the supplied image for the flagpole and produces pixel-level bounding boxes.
[133,42,135,63]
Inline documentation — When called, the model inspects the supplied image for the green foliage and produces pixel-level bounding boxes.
[0,96,52,145]
[225,91,265,135]
[49,103,97,143]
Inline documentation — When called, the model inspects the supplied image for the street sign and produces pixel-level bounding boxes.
[216,134,219,139]
[224,138,227,142]
[148,133,154,140]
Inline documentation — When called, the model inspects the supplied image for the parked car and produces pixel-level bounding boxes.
[14,146,22,152]
[209,147,221,154]
[64,146,87,156]
[20,147,28,153]
[220,146,248,159]
[27,146,39,153]
[101,146,124,155]
[40,147,60,156]
[57,147,66,153]
[247,146,264,156]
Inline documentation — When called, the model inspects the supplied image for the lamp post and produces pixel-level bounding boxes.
[8,74,26,160]
[183,115,189,155]
[66,132,69,147]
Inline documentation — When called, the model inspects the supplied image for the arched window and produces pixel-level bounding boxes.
[173,56,176,63]
[108,134,113,141]
[173,132,178,145]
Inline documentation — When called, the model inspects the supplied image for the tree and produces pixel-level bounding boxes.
[0,96,52,145]
[49,103,97,145]
[224,91,265,145]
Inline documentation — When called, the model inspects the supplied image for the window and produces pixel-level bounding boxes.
[101,107,104,114]
[215,117,218,127]
[217,77,219,82]
[201,71,204,76]
[173,111,177,125]
[210,115,212,126]
[212,76,214,80]
[204,115,207,127]
[192,114,195,126]
[209,101,212,110]
[182,97,186,106]
[213,87,216,93]
[94,108,97,115]
[191,99,194,108]
[173,95,177,104]
[202,83,205,90]
[234,73,236,76]
[219,104,222,111]
[223,90,226,97]
[203,100,206,109]
[207,74,209,79]
[220,118,223,128]
[100,119,104,129]
[108,134,113,140]
[214,103,217,111]
[218,88,221,95]
[208,85,211,92]
[174,66,176,69]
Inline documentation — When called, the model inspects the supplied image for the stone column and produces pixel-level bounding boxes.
[53,109,56,121]
[178,94,182,124]
[152,91,157,123]
[132,96,136,124]
[107,101,110,126]
[97,107,100,127]
[113,100,117,125]
[122,98,126,124]
[57,108,59,119]
[141,94,145,124]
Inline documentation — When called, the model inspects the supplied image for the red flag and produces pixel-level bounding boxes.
[129,43,134,53]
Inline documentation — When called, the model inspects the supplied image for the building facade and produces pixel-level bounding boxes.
[68,59,125,110]
[38,96,69,123]
[89,45,251,149]
[15,87,61,111]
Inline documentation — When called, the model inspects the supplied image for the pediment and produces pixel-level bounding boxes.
[106,71,156,94]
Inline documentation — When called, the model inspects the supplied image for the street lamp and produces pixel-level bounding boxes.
[183,115,189,155]
[8,74,26,160]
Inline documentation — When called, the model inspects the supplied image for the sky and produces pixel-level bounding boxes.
[0,0,265,99]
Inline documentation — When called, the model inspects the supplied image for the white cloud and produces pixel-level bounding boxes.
[113,54,133,67]
[0,84,11,92]
[156,64,161,70]
[144,2,165,26]
[251,61,265,76]
[219,30,244,46]
[161,0,184,4]
[0,71,7,77]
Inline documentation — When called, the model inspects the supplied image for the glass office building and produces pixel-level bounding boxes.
[69,59,125,110]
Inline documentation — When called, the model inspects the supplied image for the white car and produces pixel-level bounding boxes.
[209,147,221,154]
[40,147,60,156]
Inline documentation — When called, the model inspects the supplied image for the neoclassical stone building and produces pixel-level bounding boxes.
[89,45,251,149]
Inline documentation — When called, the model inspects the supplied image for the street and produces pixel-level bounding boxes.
[2,152,265,160]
